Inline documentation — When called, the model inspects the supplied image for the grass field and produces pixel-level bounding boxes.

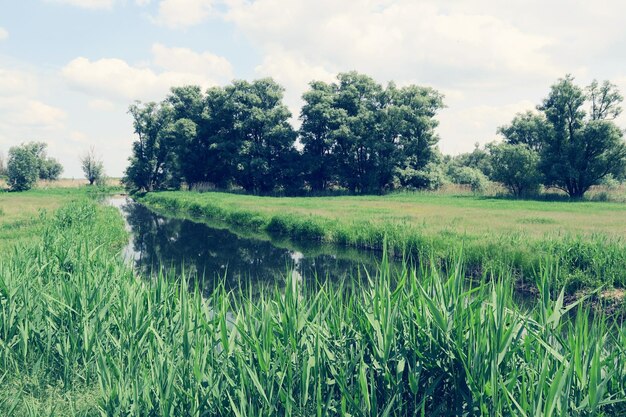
[1,196,626,416]
[140,191,626,293]
[0,185,121,250]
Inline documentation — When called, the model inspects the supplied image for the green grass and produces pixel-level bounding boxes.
[1,200,625,415]
[0,186,121,250]
[139,191,626,292]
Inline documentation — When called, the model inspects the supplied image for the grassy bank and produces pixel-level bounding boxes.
[1,199,626,415]
[139,191,626,292]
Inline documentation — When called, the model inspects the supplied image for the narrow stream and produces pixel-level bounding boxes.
[108,196,394,294]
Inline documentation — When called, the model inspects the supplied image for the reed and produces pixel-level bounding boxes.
[1,201,625,415]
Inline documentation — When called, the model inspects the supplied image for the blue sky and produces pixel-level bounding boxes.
[1,0,625,177]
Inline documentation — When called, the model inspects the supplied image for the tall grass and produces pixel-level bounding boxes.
[1,201,625,415]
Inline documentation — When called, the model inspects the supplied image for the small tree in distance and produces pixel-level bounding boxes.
[488,142,542,198]
[7,146,39,191]
[81,147,105,185]
[0,151,6,178]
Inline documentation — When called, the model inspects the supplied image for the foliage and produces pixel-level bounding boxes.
[0,151,6,178]
[81,146,105,185]
[538,76,626,197]
[6,142,63,191]
[2,200,626,416]
[395,160,447,190]
[497,110,551,152]
[228,79,298,193]
[123,73,443,195]
[488,142,542,197]
[495,76,626,198]
[446,165,489,192]
[38,157,63,181]
[7,145,40,191]
[300,73,444,193]
[123,101,176,192]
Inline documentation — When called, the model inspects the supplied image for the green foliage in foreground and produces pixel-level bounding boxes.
[1,201,626,416]
[139,192,626,292]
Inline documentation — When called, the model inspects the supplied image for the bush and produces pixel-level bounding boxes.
[447,166,489,193]
[395,161,447,190]
[7,146,39,191]
[488,142,541,197]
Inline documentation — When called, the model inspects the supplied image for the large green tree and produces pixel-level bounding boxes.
[539,75,626,198]
[227,79,297,194]
[299,81,346,192]
[124,102,175,192]
[300,72,444,194]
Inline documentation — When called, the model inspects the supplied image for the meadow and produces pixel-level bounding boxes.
[139,190,626,294]
[1,188,626,416]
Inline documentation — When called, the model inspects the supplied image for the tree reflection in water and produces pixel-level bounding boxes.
[111,197,394,295]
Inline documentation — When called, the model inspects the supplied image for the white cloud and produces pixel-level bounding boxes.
[222,0,573,152]
[254,48,336,119]
[62,44,233,102]
[152,43,233,80]
[45,0,116,9]
[152,0,215,28]
[437,100,536,154]
[88,98,117,111]
[0,27,8,40]
[0,69,38,97]
[0,97,66,130]
[226,1,560,86]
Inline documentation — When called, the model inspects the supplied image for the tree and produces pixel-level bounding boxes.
[300,72,444,194]
[538,75,626,198]
[39,157,63,181]
[300,81,346,192]
[498,111,552,152]
[587,79,623,121]
[446,142,492,177]
[81,147,105,185]
[0,152,5,178]
[488,142,542,197]
[227,79,297,194]
[7,145,40,191]
[123,101,175,192]
[6,142,63,191]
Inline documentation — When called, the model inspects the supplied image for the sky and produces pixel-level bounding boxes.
[1,0,625,178]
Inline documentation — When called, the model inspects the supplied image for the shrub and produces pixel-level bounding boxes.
[7,145,39,191]
[447,166,489,193]
[488,142,542,197]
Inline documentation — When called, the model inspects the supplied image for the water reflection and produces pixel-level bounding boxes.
[109,197,391,294]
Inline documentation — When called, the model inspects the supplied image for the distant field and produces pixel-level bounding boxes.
[0,177,121,189]
[147,190,626,238]
[0,185,119,249]
[141,190,626,291]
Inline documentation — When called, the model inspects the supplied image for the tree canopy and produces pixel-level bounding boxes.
[495,75,626,198]
[6,142,63,191]
[123,73,444,195]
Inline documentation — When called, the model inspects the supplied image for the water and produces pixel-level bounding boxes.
[108,196,392,294]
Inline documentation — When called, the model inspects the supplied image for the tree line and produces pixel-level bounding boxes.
[123,72,626,198]
[122,72,444,194]
[449,76,626,198]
